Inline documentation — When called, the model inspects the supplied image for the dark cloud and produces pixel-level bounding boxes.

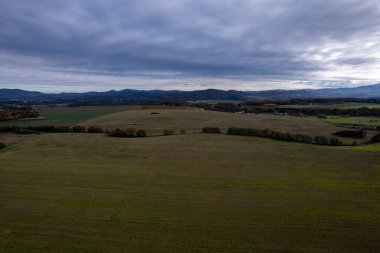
[0,0,380,91]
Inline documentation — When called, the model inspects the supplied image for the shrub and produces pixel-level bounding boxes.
[55,126,71,133]
[227,127,240,135]
[125,128,137,137]
[371,133,380,143]
[14,129,39,134]
[329,137,343,146]
[202,127,221,134]
[0,126,20,132]
[87,126,103,133]
[163,129,175,135]
[227,127,314,144]
[180,129,186,134]
[27,126,56,132]
[136,129,147,137]
[314,136,329,145]
[72,126,86,133]
[0,142,5,149]
[332,129,366,138]
[109,128,127,137]
[295,134,313,143]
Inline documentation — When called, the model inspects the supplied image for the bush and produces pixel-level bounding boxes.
[227,127,316,144]
[180,129,186,134]
[125,128,137,137]
[109,128,127,137]
[332,129,366,138]
[87,126,103,133]
[202,127,221,134]
[163,129,175,135]
[0,126,20,132]
[295,134,313,143]
[329,137,343,146]
[314,136,328,145]
[14,129,39,134]
[371,133,380,143]
[136,129,147,137]
[109,128,146,138]
[55,126,71,133]
[0,142,5,149]
[72,126,86,133]
[27,126,56,132]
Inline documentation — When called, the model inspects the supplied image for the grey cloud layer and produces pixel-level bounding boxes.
[0,0,380,91]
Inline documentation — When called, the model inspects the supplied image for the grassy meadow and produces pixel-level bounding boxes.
[81,108,354,138]
[1,133,380,253]
[0,105,140,127]
[279,103,380,109]
[1,106,380,252]
[325,103,380,109]
[326,116,380,127]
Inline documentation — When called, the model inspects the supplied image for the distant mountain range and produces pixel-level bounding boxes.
[1,83,380,102]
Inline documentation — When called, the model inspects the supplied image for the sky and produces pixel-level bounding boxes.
[0,0,380,92]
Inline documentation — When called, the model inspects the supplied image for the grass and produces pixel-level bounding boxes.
[340,142,380,152]
[0,105,140,127]
[0,133,379,252]
[81,107,379,144]
[324,103,380,109]
[81,107,345,136]
[279,103,380,109]
[326,116,380,127]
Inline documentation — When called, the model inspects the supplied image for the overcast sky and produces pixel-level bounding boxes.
[1,0,380,92]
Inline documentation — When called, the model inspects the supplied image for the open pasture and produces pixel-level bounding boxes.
[81,108,374,143]
[279,103,380,109]
[326,116,380,127]
[0,133,379,252]
[0,105,140,127]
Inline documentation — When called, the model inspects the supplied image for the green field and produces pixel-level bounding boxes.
[326,116,380,127]
[81,108,349,137]
[1,133,380,252]
[81,107,380,144]
[279,103,380,109]
[0,105,140,127]
[324,103,380,109]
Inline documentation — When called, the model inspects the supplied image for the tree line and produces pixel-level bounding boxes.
[226,127,344,145]
[108,128,147,138]
[0,108,39,121]
[332,129,366,138]
[196,102,380,118]
[0,125,187,138]
[2,124,380,146]
[0,125,103,134]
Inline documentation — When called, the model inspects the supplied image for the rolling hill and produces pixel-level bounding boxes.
[1,83,380,102]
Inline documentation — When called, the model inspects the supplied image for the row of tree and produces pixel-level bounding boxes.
[196,102,380,118]
[370,133,380,143]
[108,129,186,137]
[202,127,222,134]
[226,127,344,146]
[0,108,39,121]
[108,128,147,138]
[0,125,103,134]
[0,125,189,138]
[3,124,379,146]
[332,129,366,138]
